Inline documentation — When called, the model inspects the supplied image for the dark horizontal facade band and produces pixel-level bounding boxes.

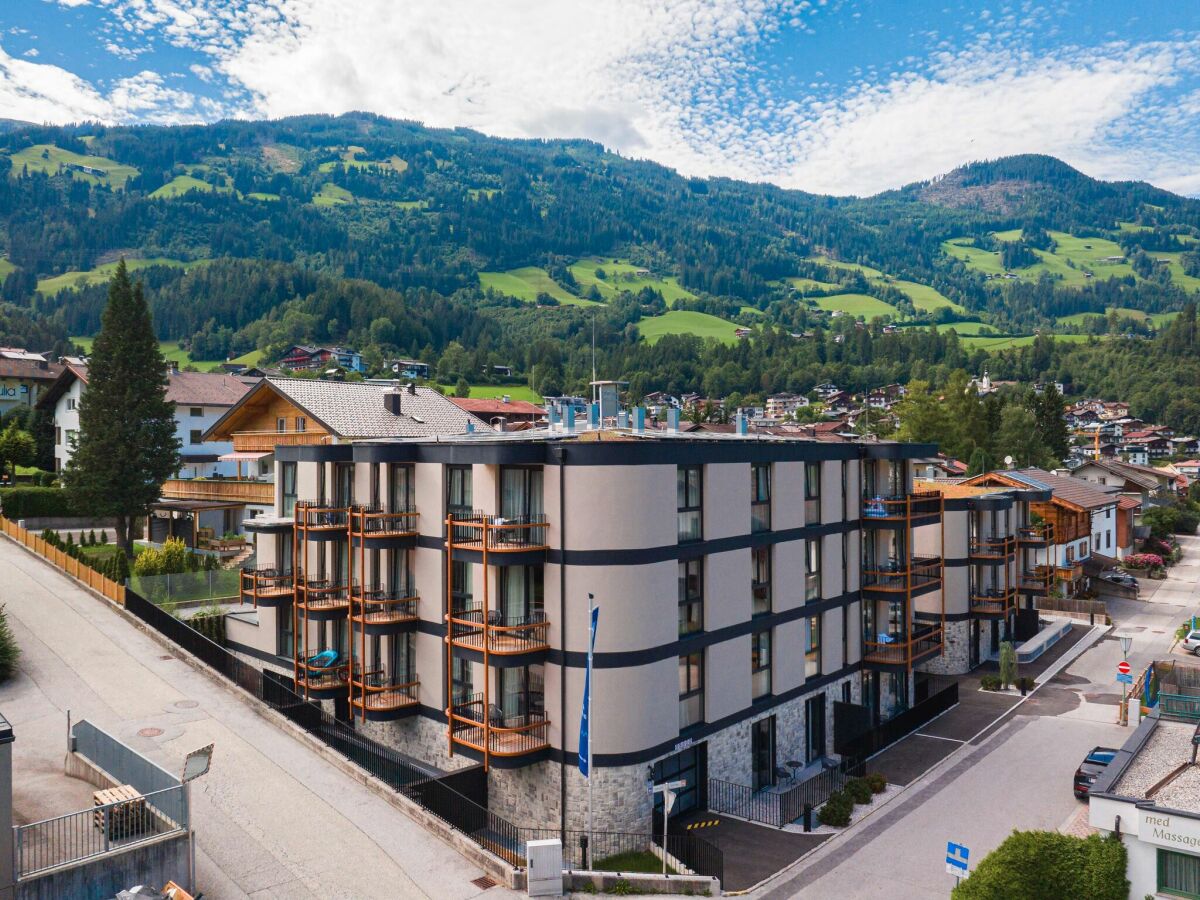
[278,438,939,468]
[417,518,857,566]
[915,610,972,623]
[417,589,860,669]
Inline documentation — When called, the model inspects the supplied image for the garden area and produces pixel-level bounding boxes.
[817,772,889,828]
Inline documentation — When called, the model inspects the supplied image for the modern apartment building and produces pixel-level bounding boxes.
[225,424,944,835]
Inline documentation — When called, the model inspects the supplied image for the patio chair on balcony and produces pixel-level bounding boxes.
[487,609,503,627]
[306,649,340,670]
[774,765,794,786]
[488,704,505,729]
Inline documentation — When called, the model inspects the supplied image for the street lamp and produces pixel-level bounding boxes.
[1119,634,1133,659]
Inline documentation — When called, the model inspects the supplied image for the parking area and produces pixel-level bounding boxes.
[674,811,830,892]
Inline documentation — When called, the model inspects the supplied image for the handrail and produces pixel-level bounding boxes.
[446,510,550,550]
[350,505,420,536]
[296,502,350,529]
[447,605,551,653]
[449,693,551,756]
[969,536,1016,556]
[862,490,944,519]
[1017,523,1055,543]
[862,626,943,666]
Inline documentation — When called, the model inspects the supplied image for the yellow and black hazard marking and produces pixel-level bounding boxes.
[686,819,720,830]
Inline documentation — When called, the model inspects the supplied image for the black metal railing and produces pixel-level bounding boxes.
[449,693,551,756]
[354,585,419,623]
[448,605,551,652]
[351,504,419,536]
[520,827,723,881]
[448,509,549,550]
[708,758,864,829]
[838,678,958,761]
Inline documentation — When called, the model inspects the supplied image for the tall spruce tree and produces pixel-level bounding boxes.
[1036,385,1070,463]
[63,261,180,556]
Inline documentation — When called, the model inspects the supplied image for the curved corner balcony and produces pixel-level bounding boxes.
[240,566,293,608]
[861,491,943,527]
[294,655,349,699]
[448,693,550,760]
[446,510,550,555]
[350,586,419,635]
[969,536,1016,562]
[295,502,350,538]
[350,506,419,543]
[349,670,419,721]
[295,578,351,619]
[970,588,1016,619]
[447,606,551,657]
[862,625,944,669]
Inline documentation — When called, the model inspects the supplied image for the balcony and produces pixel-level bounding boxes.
[969,536,1016,560]
[295,654,349,699]
[862,490,943,525]
[349,670,419,721]
[448,605,551,655]
[1056,562,1085,583]
[970,588,1016,618]
[1017,523,1054,546]
[862,556,943,595]
[232,430,332,453]
[448,693,550,758]
[1017,565,1055,594]
[446,510,549,553]
[862,625,944,668]
[240,566,293,608]
[296,578,350,618]
[162,477,274,505]
[350,586,419,634]
[349,506,419,540]
[296,502,350,533]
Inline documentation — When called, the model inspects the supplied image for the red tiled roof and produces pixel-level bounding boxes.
[449,397,545,416]
[1117,496,1142,510]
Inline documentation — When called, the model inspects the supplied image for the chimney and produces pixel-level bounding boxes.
[407,382,417,395]
[668,408,680,432]
[384,383,402,415]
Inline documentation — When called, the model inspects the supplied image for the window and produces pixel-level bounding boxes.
[189,429,202,445]
[451,560,473,613]
[189,407,203,417]
[805,616,822,678]
[679,652,704,729]
[1106,531,1111,550]
[1159,848,1200,899]
[389,463,413,512]
[55,427,61,446]
[334,463,353,507]
[500,565,544,623]
[677,466,702,542]
[280,462,297,516]
[678,559,703,636]
[752,630,772,699]
[452,657,473,703]
[806,539,822,602]
[501,467,544,520]
[276,417,286,433]
[499,664,545,719]
[752,546,771,616]
[841,461,849,520]
[447,466,473,517]
[751,462,771,532]
[67,398,76,411]
[805,462,821,523]
[295,416,307,432]
[277,606,294,658]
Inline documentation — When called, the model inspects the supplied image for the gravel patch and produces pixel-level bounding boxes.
[1114,720,1195,799]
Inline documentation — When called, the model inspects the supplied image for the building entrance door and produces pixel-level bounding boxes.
[751,717,776,791]
[652,742,707,820]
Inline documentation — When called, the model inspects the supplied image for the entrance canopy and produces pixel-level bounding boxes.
[218,451,271,462]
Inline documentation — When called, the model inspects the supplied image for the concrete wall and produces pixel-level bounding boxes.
[17,833,191,900]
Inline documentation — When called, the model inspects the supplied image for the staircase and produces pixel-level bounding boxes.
[228,545,255,570]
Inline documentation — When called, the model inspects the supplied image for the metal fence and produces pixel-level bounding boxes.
[129,569,241,606]
[14,785,187,879]
[519,827,722,880]
[708,758,865,829]
[837,678,959,763]
[72,720,186,826]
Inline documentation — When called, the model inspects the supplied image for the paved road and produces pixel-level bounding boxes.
[0,537,512,899]
[757,535,1200,898]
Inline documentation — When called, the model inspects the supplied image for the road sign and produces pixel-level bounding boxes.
[1117,672,1134,684]
[946,841,969,878]
[1118,660,1131,675]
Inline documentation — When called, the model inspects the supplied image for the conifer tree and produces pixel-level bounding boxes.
[0,604,18,683]
[63,261,180,556]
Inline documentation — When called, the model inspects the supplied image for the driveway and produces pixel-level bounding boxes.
[0,537,512,899]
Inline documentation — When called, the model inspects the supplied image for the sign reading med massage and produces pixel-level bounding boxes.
[1140,810,1200,852]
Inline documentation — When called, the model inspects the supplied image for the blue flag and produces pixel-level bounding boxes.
[579,602,598,778]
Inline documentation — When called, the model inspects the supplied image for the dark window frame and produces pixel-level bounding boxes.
[751,462,771,532]
[752,629,772,699]
[679,651,705,729]
[678,558,704,637]
[805,461,821,524]
[677,465,703,543]
[752,546,771,617]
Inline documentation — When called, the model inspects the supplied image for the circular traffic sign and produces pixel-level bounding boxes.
[1118,660,1131,675]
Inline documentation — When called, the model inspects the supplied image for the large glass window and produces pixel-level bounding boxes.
[500,565,545,623]
[499,664,545,720]
[752,630,772,699]
[447,466,473,517]
[280,462,298,517]
[679,652,704,729]
[805,616,822,678]
[452,657,473,703]
[277,607,294,658]
[751,462,771,532]
[806,540,822,602]
[501,467,544,520]
[334,463,353,507]
[805,462,821,523]
[752,546,771,616]
[678,559,703,636]
[451,560,473,613]
[677,465,702,542]
[389,464,413,512]
[1159,848,1200,899]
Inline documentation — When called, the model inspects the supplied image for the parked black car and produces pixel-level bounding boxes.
[1074,746,1119,799]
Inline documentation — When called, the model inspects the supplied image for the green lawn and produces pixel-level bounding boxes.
[888,279,965,314]
[227,348,266,368]
[40,258,195,296]
[312,182,353,206]
[391,199,429,210]
[438,384,543,403]
[813,293,898,318]
[318,146,407,174]
[812,255,885,278]
[1056,307,1184,328]
[1151,252,1200,293]
[637,310,741,344]
[9,143,139,188]
[479,267,601,307]
[467,188,499,200]
[943,239,1007,275]
[568,257,696,306]
[786,277,843,293]
[960,333,1096,350]
[246,192,280,202]
[150,174,230,199]
[900,321,995,335]
[592,850,676,875]
[0,257,13,283]
[945,230,1138,286]
[71,336,230,372]
[261,143,302,173]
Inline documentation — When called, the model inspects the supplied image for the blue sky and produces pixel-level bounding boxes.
[1,1,1198,196]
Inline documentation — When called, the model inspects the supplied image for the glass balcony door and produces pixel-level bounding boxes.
[501,467,543,521]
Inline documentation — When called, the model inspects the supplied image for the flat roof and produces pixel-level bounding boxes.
[1112,718,1200,807]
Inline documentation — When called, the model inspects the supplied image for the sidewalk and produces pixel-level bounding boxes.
[0,536,511,900]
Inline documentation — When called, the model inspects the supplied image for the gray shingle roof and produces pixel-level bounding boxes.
[267,378,484,438]
[1011,467,1117,510]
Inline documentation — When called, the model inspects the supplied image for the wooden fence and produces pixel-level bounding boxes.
[1035,595,1109,624]
[0,517,126,605]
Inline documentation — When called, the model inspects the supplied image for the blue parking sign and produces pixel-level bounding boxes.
[946,841,969,878]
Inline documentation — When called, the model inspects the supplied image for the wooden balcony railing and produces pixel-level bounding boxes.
[295,656,349,693]
[969,536,1016,559]
[447,510,549,552]
[296,502,350,530]
[349,670,419,718]
[970,588,1016,618]
[862,556,943,592]
[447,606,551,654]
[862,490,944,522]
[448,693,550,758]
[1017,523,1054,545]
[232,430,332,452]
[296,578,350,614]
[1057,563,1085,582]
[162,478,274,504]
[240,566,293,607]
[1017,565,1055,593]
[862,626,944,667]
[350,506,419,538]
[351,586,419,626]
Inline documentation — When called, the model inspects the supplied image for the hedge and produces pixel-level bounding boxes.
[0,487,85,519]
[952,830,1127,900]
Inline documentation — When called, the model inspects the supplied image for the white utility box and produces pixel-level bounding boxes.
[526,838,563,897]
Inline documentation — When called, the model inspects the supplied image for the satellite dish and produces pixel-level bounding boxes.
[1004,455,1014,468]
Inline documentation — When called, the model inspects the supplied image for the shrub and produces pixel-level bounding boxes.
[818,791,854,827]
[0,604,18,683]
[952,830,1127,900]
[980,674,1002,691]
[1016,676,1036,692]
[1125,553,1164,570]
[865,772,887,793]
[0,486,84,519]
[845,777,873,805]
[188,608,226,645]
[88,529,96,545]
[100,530,108,544]
[999,641,1018,688]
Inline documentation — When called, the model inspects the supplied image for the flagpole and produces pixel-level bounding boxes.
[587,592,595,867]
